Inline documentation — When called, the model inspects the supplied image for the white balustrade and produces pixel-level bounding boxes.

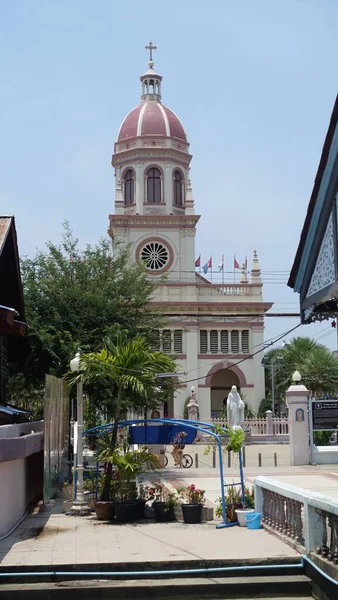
[255,476,338,560]
[197,284,253,297]
[206,417,288,438]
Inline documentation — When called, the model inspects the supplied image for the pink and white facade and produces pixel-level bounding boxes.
[109,48,272,417]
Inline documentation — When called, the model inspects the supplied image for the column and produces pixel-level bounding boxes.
[286,383,310,466]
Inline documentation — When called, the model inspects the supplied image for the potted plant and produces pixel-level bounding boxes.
[226,427,245,453]
[235,486,255,526]
[179,484,205,524]
[215,484,254,524]
[215,484,243,523]
[111,448,160,523]
[150,483,178,522]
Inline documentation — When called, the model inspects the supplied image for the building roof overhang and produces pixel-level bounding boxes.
[288,95,338,292]
[288,95,338,323]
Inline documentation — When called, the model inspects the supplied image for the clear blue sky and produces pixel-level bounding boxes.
[1,1,338,350]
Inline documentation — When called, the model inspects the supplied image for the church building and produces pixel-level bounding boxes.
[109,44,272,419]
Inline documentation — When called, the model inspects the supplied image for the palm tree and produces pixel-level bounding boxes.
[75,334,177,500]
[264,337,338,402]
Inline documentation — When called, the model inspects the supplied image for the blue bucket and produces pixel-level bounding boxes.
[245,511,262,530]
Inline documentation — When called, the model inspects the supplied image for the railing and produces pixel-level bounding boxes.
[207,414,289,437]
[197,284,254,297]
[255,476,338,558]
[272,418,289,435]
[125,413,289,442]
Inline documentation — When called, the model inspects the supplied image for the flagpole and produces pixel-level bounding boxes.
[234,255,235,284]
[199,255,201,274]
[222,254,224,286]
[210,256,213,284]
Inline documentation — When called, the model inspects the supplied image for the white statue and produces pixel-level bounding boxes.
[227,385,244,430]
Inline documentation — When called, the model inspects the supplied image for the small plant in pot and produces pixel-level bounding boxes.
[150,483,178,522]
[215,483,243,523]
[179,484,205,524]
[235,486,255,526]
[111,448,160,523]
[215,484,254,524]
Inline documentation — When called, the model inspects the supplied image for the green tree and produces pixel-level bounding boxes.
[264,337,338,400]
[8,223,164,411]
[75,335,177,500]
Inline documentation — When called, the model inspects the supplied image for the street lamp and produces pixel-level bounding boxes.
[261,356,284,415]
[69,351,91,516]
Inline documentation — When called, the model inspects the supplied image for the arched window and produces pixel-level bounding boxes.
[173,170,183,205]
[124,169,134,205]
[147,167,161,203]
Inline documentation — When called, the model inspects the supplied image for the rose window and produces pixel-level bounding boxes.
[140,241,170,271]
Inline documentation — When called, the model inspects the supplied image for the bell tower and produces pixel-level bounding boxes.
[109,43,199,283]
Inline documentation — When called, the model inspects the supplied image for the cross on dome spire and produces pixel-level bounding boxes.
[141,41,162,102]
[145,41,157,68]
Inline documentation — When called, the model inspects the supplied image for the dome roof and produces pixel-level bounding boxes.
[117,101,187,143]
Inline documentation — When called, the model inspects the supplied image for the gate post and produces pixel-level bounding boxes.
[286,378,310,466]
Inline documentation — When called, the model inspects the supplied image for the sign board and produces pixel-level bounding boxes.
[312,400,338,431]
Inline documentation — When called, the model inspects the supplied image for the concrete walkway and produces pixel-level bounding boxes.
[1,460,337,569]
[0,498,299,567]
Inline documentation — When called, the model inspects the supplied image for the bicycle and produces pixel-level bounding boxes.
[163,446,193,468]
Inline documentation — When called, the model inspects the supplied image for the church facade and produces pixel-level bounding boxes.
[109,45,272,418]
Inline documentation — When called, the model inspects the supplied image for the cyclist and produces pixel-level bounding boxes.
[171,431,187,467]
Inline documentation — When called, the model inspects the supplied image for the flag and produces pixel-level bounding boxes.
[202,256,212,274]
[218,255,224,271]
[195,255,201,268]
[234,256,240,269]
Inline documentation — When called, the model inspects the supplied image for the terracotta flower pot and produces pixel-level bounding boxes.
[94,500,115,521]
[226,502,243,523]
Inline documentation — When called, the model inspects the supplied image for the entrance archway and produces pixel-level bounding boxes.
[210,369,240,418]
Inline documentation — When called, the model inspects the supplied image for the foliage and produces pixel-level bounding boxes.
[148,483,180,507]
[264,337,338,401]
[99,447,160,503]
[83,470,106,498]
[73,334,177,501]
[226,427,245,453]
[257,398,272,418]
[215,484,254,517]
[8,223,165,413]
[179,483,205,505]
[5,374,44,420]
[313,431,333,447]
[203,424,245,456]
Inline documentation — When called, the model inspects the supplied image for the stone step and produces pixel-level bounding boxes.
[0,575,312,599]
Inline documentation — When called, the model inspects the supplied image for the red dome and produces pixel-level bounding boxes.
[117,101,187,142]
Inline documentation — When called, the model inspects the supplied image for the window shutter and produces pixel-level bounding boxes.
[231,331,240,353]
[200,330,208,354]
[241,330,249,353]
[162,330,172,353]
[173,330,183,353]
[220,330,229,353]
[210,330,218,354]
